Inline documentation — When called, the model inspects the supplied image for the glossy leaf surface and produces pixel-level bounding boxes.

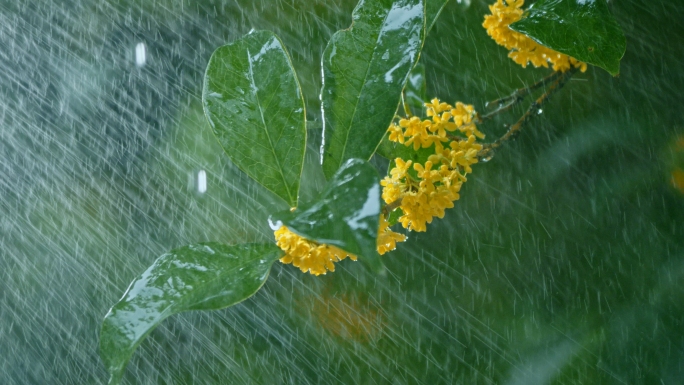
[402,61,427,117]
[320,0,425,179]
[203,30,306,207]
[270,159,383,272]
[100,243,283,384]
[387,207,404,226]
[402,0,445,119]
[510,0,626,75]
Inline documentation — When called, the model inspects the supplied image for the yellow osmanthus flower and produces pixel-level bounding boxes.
[381,99,483,232]
[381,158,412,204]
[275,215,407,274]
[483,0,587,73]
[274,226,357,275]
[390,98,486,154]
[377,215,406,255]
[393,116,438,150]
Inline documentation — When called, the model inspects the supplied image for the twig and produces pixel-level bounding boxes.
[486,70,565,108]
[382,199,403,218]
[478,71,565,122]
[477,67,578,161]
[383,69,578,216]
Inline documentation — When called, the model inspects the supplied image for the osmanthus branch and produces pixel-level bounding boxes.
[477,70,565,122]
[382,199,403,218]
[477,67,578,161]
[381,68,578,217]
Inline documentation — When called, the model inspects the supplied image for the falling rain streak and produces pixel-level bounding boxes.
[1,0,683,384]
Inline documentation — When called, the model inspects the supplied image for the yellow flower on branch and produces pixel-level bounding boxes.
[279,96,485,270]
[274,215,407,274]
[381,158,412,204]
[401,116,439,150]
[452,102,485,139]
[483,0,587,72]
[398,193,433,232]
[425,98,452,116]
[274,226,357,275]
[377,215,406,255]
[381,98,483,232]
[449,135,482,174]
[388,122,405,144]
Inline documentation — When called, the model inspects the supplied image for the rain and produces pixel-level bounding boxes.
[1,0,683,384]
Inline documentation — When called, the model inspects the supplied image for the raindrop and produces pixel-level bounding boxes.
[197,170,207,193]
[484,100,504,109]
[135,42,146,67]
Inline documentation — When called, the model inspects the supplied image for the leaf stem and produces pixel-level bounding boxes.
[401,91,413,117]
[477,68,578,161]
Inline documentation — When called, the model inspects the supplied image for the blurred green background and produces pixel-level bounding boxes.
[1,0,683,383]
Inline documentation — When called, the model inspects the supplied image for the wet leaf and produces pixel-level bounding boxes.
[387,207,404,226]
[401,0,446,119]
[510,0,626,75]
[203,30,306,207]
[402,61,427,117]
[426,0,451,32]
[320,0,425,179]
[270,159,383,272]
[100,243,283,385]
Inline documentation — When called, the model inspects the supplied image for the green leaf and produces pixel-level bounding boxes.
[402,61,427,117]
[203,30,306,207]
[402,0,448,118]
[387,207,404,226]
[426,0,451,33]
[270,159,383,272]
[320,0,426,179]
[509,0,626,76]
[100,243,283,385]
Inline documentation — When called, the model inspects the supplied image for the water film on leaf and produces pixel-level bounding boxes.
[510,0,626,75]
[100,242,283,384]
[270,159,383,273]
[203,30,306,207]
[320,0,426,179]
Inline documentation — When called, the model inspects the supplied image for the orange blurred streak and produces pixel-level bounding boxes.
[671,168,684,194]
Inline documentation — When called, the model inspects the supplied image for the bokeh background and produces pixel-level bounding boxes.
[1,0,683,383]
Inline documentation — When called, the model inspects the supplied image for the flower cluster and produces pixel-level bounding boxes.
[483,0,587,73]
[382,98,483,232]
[275,215,407,275]
[388,99,484,151]
[274,226,358,275]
